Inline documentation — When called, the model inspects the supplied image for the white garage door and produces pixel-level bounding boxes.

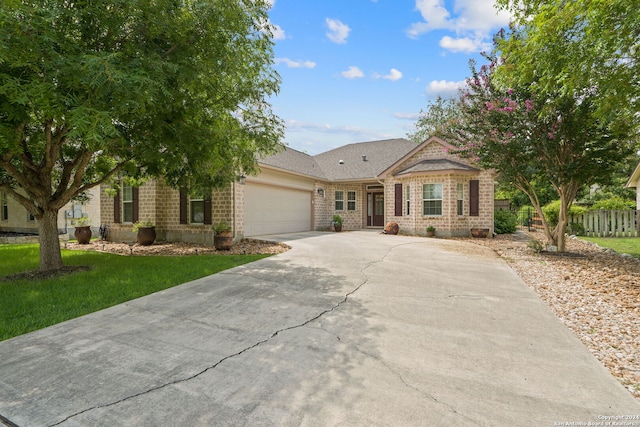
[244,183,312,237]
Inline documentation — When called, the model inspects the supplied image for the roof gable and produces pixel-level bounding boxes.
[378,136,467,178]
[258,136,477,182]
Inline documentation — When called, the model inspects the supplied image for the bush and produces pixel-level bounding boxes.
[542,200,587,226]
[494,210,517,234]
[589,196,635,211]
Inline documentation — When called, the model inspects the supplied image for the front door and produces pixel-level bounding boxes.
[367,192,385,226]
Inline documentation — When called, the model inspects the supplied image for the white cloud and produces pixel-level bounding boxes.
[326,18,351,44]
[275,58,316,68]
[271,23,286,40]
[393,112,420,120]
[439,36,489,53]
[341,66,364,79]
[406,0,512,53]
[425,79,466,97]
[383,68,403,81]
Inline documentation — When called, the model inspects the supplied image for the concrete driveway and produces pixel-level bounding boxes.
[1,231,638,426]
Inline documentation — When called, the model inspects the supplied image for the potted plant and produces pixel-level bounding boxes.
[331,215,343,232]
[426,226,436,237]
[133,220,156,246]
[213,220,233,250]
[74,216,92,244]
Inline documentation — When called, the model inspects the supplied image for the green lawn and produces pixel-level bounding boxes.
[580,237,640,258]
[0,244,268,341]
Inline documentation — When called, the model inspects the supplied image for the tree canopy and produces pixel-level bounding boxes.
[495,0,639,125]
[0,0,284,271]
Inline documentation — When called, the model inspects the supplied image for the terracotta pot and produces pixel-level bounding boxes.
[471,228,490,238]
[333,224,342,232]
[426,230,435,238]
[136,227,156,246]
[74,226,92,244]
[384,222,399,235]
[214,231,233,250]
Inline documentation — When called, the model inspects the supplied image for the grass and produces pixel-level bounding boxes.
[580,236,640,258]
[0,244,269,341]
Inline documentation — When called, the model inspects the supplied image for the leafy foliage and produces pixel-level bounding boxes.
[541,200,587,227]
[438,39,636,251]
[0,0,283,270]
[589,197,636,211]
[494,210,517,234]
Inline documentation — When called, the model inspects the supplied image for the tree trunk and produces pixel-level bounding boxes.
[38,209,64,271]
[555,192,570,253]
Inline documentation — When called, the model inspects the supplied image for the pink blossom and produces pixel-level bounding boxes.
[525,99,534,111]
[548,132,554,139]
[506,88,514,95]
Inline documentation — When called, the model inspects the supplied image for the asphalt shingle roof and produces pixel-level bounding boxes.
[259,147,327,180]
[312,138,418,181]
[260,138,471,182]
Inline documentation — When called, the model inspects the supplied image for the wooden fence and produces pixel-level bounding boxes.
[570,209,640,237]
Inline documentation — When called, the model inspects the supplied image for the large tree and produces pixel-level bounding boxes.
[0,0,284,271]
[495,0,639,129]
[444,50,636,252]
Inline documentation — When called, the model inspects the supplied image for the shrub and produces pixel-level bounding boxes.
[542,200,587,226]
[589,196,635,211]
[494,210,517,234]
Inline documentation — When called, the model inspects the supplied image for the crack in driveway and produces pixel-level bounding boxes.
[49,256,381,426]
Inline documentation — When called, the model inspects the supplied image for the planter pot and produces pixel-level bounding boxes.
[471,228,490,238]
[384,222,399,235]
[426,230,435,238]
[214,231,233,250]
[333,225,342,232]
[136,227,156,246]
[74,226,92,244]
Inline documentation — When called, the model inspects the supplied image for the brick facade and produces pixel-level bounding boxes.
[98,137,494,243]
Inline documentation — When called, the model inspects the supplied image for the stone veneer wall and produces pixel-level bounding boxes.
[386,170,494,237]
[102,179,236,245]
[316,183,367,231]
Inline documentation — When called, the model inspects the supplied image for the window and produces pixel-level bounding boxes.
[347,191,356,211]
[405,185,410,215]
[190,197,205,223]
[423,183,443,216]
[1,192,7,221]
[335,191,344,211]
[122,184,134,222]
[457,183,464,216]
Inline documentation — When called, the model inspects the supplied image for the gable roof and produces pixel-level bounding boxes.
[312,138,418,181]
[625,160,640,188]
[258,136,476,182]
[259,146,326,180]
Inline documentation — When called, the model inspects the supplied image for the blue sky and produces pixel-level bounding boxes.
[266,0,512,155]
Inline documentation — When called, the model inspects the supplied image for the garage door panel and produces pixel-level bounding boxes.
[245,184,311,236]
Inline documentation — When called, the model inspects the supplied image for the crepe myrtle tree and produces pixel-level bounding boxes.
[0,0,284,272]
[444,50,636,252]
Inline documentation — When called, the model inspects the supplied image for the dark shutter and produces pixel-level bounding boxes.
[132,186,139,223]
[394,183,403,216]
[470,180,479,217]
[203,196,212,225]
[113,191,121,223]
[179,190,188,224]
